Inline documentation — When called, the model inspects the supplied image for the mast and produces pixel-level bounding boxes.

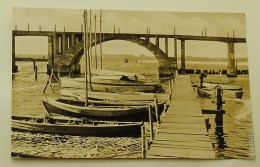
[88,10,92,90]
[94,15,97,69]
[89,10,92,67]
[100,9,103,70]
[83,10,88,106]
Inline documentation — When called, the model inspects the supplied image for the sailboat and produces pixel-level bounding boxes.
[42,10,152,118]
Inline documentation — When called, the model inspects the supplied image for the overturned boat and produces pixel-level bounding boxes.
[12,115,143,136]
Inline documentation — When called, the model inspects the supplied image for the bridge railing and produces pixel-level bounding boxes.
[12,23,246,38]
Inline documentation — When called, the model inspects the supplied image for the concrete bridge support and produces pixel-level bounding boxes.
[180,39,185,74]
[174,37,177,67]
[165,38,168,57]
[12,35,18,73]
[227,42,237,77]
[156,36,159,48]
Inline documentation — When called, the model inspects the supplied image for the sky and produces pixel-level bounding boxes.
[13,8,247,58]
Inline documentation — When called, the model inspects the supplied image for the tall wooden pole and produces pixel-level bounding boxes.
[100,9,103,70]
[83,10,89,106]
[94,15,97,69]
[88,10,92,90]
[89,10,92,67]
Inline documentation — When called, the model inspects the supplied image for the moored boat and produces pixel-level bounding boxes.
[12,115,143,136]
[61,76,162,93]
[42,97,149,118]
[60,88,168,103]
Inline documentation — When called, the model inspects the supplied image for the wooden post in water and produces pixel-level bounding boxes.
[28,23,30,31]
[148,105,154,141]
[33,61,36,71]
[34,66,38,80]
[154,97,160,126]
[141,125,146,158]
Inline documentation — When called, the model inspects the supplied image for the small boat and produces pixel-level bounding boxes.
[61,76,162,93]
[91,69,141,81]
[201,82,243,99]
[60,88,168,102]
[12,115,143,136]
[42,97,149,117]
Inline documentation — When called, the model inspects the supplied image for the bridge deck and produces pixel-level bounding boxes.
[146,75,215,159]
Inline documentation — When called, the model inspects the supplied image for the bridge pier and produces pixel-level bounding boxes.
[62,33,66,54]
[180,39,185,74]
[174,37,177,67]
[165,38,168,57]
[227,42,237,77]
[12,34,18,73]
[47,35,55,74]
[156,36,159,48]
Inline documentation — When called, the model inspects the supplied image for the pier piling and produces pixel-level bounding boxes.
[148,105,154,141]
[141,126,146,158]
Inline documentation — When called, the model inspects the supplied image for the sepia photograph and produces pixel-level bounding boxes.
[11,7,254,159]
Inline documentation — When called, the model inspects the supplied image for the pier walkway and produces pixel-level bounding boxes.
[146,75,215,159]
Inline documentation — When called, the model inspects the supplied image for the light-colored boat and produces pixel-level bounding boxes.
[12,115,143,136]
[61,76,162,93]
[60,88,168,103]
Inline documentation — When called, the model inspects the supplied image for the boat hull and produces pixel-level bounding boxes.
[12,116,142,136]
[61,77,161,93]
[42,97,148,117]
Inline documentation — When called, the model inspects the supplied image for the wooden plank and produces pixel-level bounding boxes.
[152,140,213,150]
[158,128,207,135]
[148,147,215,159]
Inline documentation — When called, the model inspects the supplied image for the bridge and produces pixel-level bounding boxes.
[12,29,246,77]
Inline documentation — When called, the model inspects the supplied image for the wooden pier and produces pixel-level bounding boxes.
[146,75,216,159]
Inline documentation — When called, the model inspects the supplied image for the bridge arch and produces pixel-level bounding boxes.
[70,34,175,71]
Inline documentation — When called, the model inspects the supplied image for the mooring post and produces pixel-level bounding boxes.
[39,26,41,31]
[162,103,167,115]
[141,125,146,158]
[148,105,154,141]
[28,23,30,31]
[34,66,38,80]
[33,60,36,71]
[215,85,224,127]
[169,81,172,97]
[154,98,160,126]
[205,118,210,132]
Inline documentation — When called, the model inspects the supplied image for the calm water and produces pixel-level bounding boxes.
[12,57,254,159]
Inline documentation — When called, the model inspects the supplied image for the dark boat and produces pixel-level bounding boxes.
[42,97,149,117]
[12,115,143,136]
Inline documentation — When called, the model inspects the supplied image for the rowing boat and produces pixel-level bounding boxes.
[12,115,143,136]
[60,88,168,102]
[61,76,162,93]
[42,97,149,117]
